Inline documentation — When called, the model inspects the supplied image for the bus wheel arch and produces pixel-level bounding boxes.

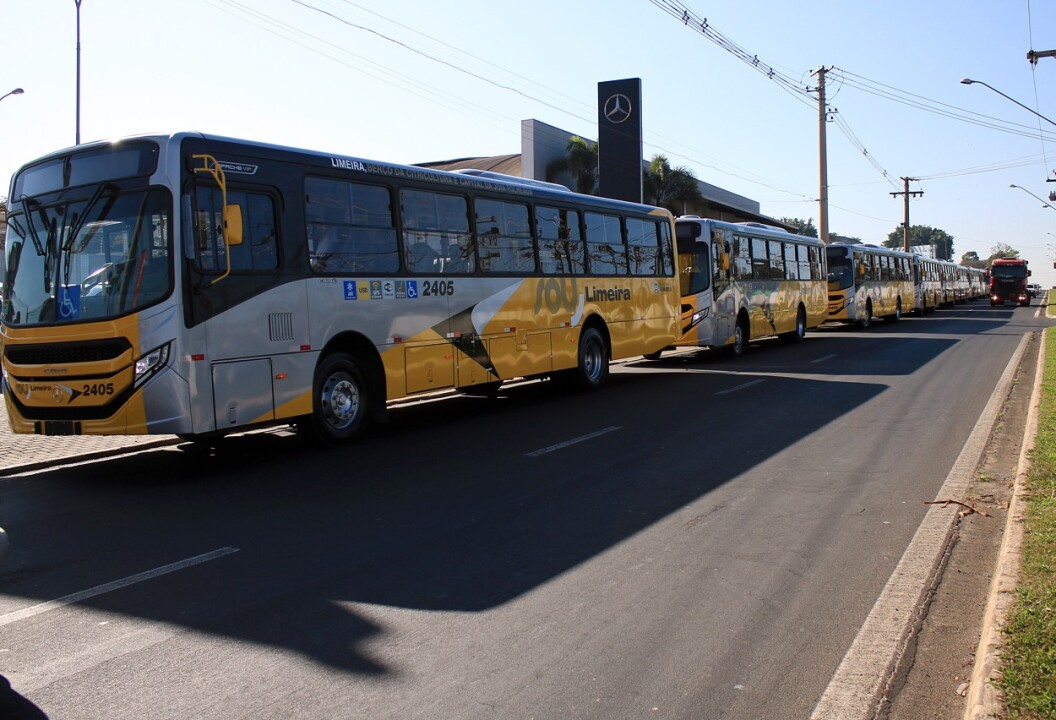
[302,334,385,445]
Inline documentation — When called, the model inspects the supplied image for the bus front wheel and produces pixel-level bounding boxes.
[303,352,371,445]
[731,317,750,356]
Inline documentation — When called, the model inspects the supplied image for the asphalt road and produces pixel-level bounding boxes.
[0,299,1049,719]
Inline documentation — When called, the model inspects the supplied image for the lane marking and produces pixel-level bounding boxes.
[810,332,1030,720]
[715,379,764,395]
[525,426,622,457]
[810,353,837,364]
[0,546,240,627]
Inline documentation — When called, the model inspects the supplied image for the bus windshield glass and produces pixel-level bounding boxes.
[826,251,854,290]
[3,185,172,326]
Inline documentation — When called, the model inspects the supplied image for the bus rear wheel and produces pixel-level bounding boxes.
[781,306,807,343]
[885,298,902,323]
[555,326,609,391]
[302,352,371,445]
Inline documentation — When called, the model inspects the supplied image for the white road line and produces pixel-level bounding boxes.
[810,353,837,364]
[715,379,764,395]
[0,546,240,627]
[810,332,1029,720]
[525,426,622,457]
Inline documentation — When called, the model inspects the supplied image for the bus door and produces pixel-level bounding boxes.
[709,228,734,345]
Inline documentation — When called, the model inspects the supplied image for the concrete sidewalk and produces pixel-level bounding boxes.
[0,396,180,476]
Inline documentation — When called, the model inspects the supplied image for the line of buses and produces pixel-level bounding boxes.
[0,132,1022,446]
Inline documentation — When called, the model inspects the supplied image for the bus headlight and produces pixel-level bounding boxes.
[134,342,171,389]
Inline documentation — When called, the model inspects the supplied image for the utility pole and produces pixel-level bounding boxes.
[890,177,923,252]
[812,66,830,243]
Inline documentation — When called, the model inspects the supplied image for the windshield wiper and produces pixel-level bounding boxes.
[18,196,45,256]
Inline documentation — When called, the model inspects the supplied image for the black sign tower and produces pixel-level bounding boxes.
[597,78,643,203]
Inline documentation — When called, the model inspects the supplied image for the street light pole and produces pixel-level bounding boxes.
[75,0,82,144]
[1010,183,1056,211]
[0,88,24,104]
[961,78,1056,129]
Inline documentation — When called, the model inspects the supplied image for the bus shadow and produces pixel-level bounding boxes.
[2,368,885,677]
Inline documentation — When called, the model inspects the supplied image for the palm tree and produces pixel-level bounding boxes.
[643,155,702,213]
[546,136,599,195]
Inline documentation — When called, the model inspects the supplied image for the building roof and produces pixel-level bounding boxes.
[418,153,792,230]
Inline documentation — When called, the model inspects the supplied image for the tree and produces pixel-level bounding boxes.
[546,136,599,195]
[642,155,702,214]
[780,217,818,238]
[987,243,1020,263]
[960,251,986,269]
[884,225,954,260]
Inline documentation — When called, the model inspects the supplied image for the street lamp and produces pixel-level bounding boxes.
[75,0,82,144]
[961,78,1056,129]
[1010,183,1056,210]
[0,88,24,104]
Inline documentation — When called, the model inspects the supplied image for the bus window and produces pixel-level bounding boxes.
[194,187,276,273]
[678,235,710,296]
[400,189,472,274]
[585,212,627,275]
[626,217,662,276]
[827,250,854,289]
[536,206,585,275]
[475,199,534,274]
[768,240,783,280]
[784,243,799,280]
[305,178,398,274]
[732,235,751,280]
[750,237,768,280]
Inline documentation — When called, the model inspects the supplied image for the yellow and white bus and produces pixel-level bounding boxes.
[1,132,681,444]
[657,217,827,356]
[826,243,914,327]
[912,255,945,314]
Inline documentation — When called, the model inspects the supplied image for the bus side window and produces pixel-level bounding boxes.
[585,212,627,276]
[400,189,472,274]
[626,217,661,276]
[305,177,398,274]
[537,206,585,275]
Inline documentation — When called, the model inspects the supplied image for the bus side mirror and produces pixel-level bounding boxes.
[223,205,243,246]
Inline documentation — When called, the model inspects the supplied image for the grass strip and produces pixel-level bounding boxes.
[998,326,1056,718]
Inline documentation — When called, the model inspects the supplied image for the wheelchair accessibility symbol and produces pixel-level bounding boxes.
[58,285,81,320]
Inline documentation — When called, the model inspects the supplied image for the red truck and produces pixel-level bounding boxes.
[988,257,1031,306]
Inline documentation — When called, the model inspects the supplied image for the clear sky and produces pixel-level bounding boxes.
[3,0,1056,284]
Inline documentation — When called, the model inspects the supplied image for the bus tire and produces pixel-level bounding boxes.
[781,306,807,343]
[303,352,370,445]
[731,315,750,356]
[557,326,609,391]
[885,298,902,323]
[859,300,873,329]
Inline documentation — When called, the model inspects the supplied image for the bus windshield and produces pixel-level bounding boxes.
[827,252,854,290]
[3,185,172,326]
